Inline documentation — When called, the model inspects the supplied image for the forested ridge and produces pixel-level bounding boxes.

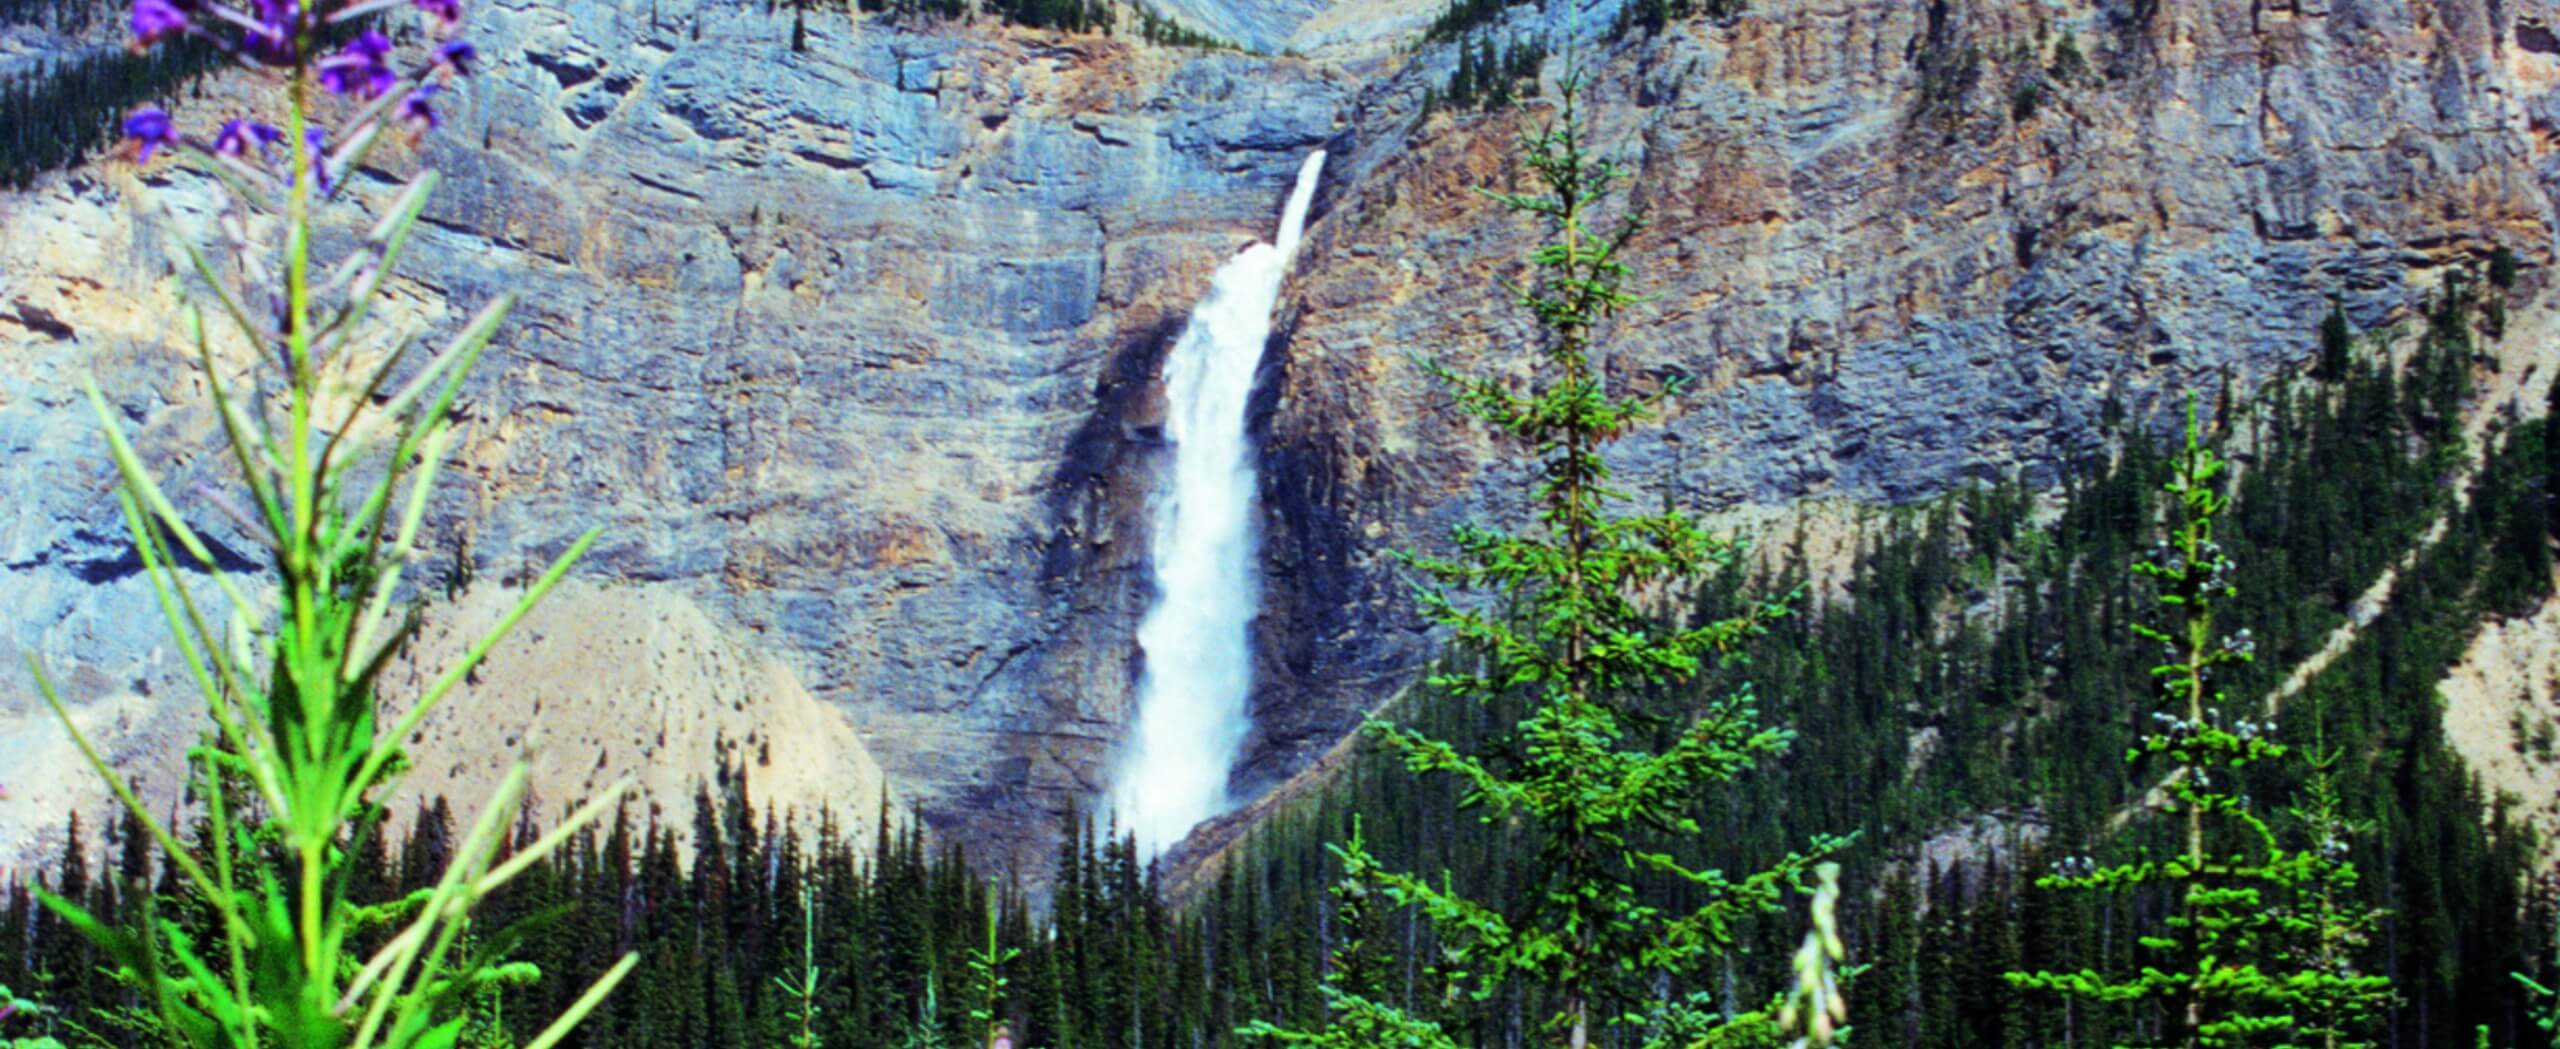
[0,0,230,191]
[1194,270,2557,1048]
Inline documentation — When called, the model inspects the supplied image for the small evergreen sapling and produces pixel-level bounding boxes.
[2275,736,2392,1049]
[777,886,825,1049]
[968,901,1020,1049]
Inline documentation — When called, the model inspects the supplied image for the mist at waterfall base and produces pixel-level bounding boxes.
[1109,152,1328,858]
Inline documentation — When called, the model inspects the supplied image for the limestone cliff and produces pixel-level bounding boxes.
[0,0,1351,866]
[0,0,2554,873]
[1246,0,2560,802]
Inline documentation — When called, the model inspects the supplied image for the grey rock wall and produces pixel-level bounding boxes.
[1,0,2554,872]
[0,0,1350,869]
[1242,0,2560,799]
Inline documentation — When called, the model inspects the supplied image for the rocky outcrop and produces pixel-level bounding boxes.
[2439,570,2560,854]
[0,0,1349,870]
[1,0,2554,875]
[384,578,890,842]
[1244,0,2560,796]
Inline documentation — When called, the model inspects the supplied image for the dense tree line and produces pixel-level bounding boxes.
[1425,0,1526,42]
[850,0,1110,35]
[1425,0,1747,48]
[0,776,1371,1049]
[0,0,387,190]
[0,0,109,36]
[837,0,1233,47]
[0,39,227,191]
[1129,6,1234,50]
[1422,32,1547,115]
[1606,0,1745,39]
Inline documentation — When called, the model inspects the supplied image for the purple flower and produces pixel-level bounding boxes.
[397,85,441,135]
[318,30,397,98]
[243,0,300,65]
[294,127,335,195]
[129,0,189,46]
[124,107,177,163]
[412,0,460,31]
[431,39,475,76]
[213,118,283,159]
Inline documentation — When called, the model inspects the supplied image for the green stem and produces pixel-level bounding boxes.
[281,62,338,1002]
[207,770,259,1049]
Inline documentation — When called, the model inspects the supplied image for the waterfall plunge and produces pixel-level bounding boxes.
[1111,151,1328,858]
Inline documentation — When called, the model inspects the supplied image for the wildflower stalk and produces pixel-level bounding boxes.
[24,0,632,1045]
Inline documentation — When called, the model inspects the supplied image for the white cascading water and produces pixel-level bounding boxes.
[1111,150,1328,857]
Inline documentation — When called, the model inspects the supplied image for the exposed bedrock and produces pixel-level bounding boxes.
[0,0,2553,872]
[1242,0,2560,804]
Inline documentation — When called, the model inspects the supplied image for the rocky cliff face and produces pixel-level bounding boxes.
[0,0,1350,867]
[0,0,2554,873]
[1244,0,2560,798]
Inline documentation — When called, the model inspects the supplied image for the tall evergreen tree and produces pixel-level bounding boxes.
[1243,70,1841,1049]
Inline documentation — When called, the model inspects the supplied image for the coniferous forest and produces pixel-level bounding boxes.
[3,0,2558,1046]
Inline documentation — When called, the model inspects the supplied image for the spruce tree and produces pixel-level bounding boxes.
[2277,738,2392,1049]
[1244,71,1841,1049]
[2007,405,2377,1049]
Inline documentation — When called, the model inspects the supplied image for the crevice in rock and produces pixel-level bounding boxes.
[5,301,76,341]
[2520,20,2559,56]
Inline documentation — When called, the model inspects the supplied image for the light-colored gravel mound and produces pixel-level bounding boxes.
[382,578,891,843]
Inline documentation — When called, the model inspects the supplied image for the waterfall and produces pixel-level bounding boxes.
[1110,150,1328,858]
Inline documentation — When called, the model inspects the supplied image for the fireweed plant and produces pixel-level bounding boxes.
[23,0,634,1047]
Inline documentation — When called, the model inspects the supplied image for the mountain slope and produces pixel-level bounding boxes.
[0,0,2553,874]
[1246,0,2560,801]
